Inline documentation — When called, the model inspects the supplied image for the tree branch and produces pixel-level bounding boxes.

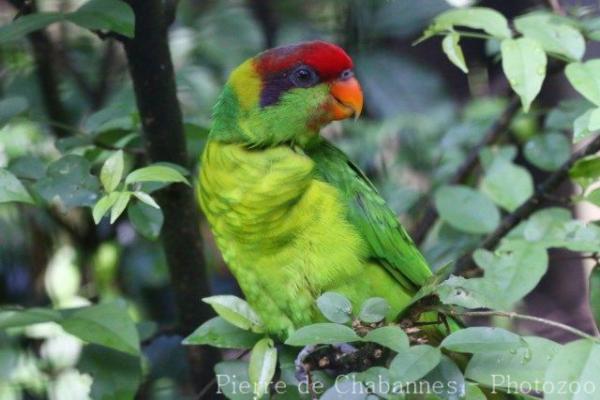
[456,134,600,273]
[8,0,71,138]
[411,96,521,244]
[121,0,218,390]
[452,310,599,342]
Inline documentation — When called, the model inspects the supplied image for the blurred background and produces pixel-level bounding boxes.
[1,0,599,398]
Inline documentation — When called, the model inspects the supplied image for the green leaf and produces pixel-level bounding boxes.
[316,292,352,324]
[436,275,500,309]
[100,150,124,192]
[285,323,361,346]
[320,379,369,399]
[465,383,486,400]
[587,188,600,207]
[473,240,548,306]
[78,344,142,400]
[434,185,500,234]
[363,326,408,353]
[524,133,571,171]
[429,7,511,39]
[60,302,140,356]
[214,361,254,400]
[422,355,466,400]
[92,192,119,224]
[8,155,45,180]
[501,38,547,112]
[589,265,600,331]
[544,339,600,400]
[33,155,100,209]
[0,308,61,329]
[128,202,163,240]
[0,169,34,204]
[573,107,600,143]
[67,0,135,38]
[570,155,600,188]
[515,13,585,61]
[389,345,441,384]
[442,33,468,73]
[109,192,131,224]
[249,338,277,399]
[358,297,390,323]
[466,336,561,391]
[202,295,264,333]
[132,191,159,209]
[125,165,189,185]
[481,158,534,211]
[182,317,262,349]
[0,13,64,44]
[0,97,28,125]
[441,327,525,353]
[565,60,600,106]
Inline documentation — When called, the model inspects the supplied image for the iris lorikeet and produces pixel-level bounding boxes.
[198,41,434,339]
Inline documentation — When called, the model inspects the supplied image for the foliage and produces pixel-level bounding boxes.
[0,0,600,399]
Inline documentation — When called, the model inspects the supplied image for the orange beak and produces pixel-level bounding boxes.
[328,76,363,121]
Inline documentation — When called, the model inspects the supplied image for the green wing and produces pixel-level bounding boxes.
[307,140,432,293]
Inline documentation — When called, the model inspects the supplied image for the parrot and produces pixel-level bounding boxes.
[198,40,439,340]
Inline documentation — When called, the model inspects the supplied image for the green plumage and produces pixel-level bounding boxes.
[199,53,437,339]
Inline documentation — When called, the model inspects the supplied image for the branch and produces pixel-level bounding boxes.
[8,0,71,138]
[456,134,600,273]
[453,310,599,342]
[121,0,218,390]
[411,96,521,244]
[546,0,565,15]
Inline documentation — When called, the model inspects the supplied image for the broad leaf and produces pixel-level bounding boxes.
[442,32,468,73]
[544,339,600,400]
[78,344,142,400]
[0,168,34,204]
[441,327,525,353]
[515,13,585,61]
[125,165,189,185]
[202,295,264,333]
[8,155,45,180]
[0,308,61,329]
[501,38,547,112]
[60,302,140,356]
[214,361,254,400]
[524,133,571,171]
[316,292,352,324]
[183,317,261,349]
[573,107,600,143]
[132,191,159,209]
[423,355,466,400]
[358,297,390,323]
[389,345,441,384]
[285,323,361,346]
[570,155,600,189]
[466,336,561,391]
[565,60,600,106]
[249,338,277,399]
[429,7,511,39]
[67,0,135,38]
[481,158,534,211]
[363,326,409,353]
[0,13,64,43]
[434,185,500,234]
[33,155,100,209]
[100,150,124,192]
[128,202,163,240]
[109,192,131,224]
[92,192,119,224]
[0,97,28,125]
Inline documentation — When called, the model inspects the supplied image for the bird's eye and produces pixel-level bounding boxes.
[290,66,318,88]
[340,69,354,80]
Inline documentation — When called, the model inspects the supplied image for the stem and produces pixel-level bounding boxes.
[455,134,600,273]
[546,0,565,15]
[453,310,599,342]
[121,0,218,390]
[412,96,520,244]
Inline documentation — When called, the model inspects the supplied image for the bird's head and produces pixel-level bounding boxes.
[210,41,363,147]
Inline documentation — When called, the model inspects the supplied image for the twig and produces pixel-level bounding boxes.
[412,96,520,244]
[122,0,219,390]
[452,310,599,342]
[455,134,600,273]
[547,0,565,15]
